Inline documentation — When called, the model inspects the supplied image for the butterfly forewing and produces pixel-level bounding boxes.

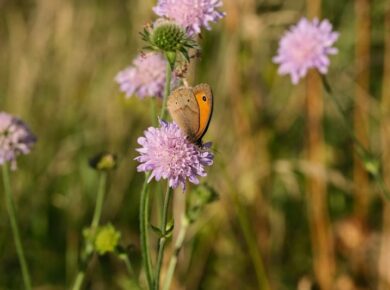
[167,86,200,141]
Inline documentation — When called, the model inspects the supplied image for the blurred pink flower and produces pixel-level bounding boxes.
[115,52,170,99]
[153,0,225,35]
[273,18,339,84]
[0,112,36,170]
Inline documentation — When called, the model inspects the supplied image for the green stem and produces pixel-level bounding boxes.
[140,173,154,289]
[160,60,172,120]
[2,164,32,290]
[218,161,271,290]
[162,217,189,290]
[71,172,108,290]
[155,185,173,290]
[151,97,158,126]
[119,252,135,277]
[116,249,144,290]
[91,173,107,230]
[233,191,271,290]
[321,76,368,154]
[71,271,85,290]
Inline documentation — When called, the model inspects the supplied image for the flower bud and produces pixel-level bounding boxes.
[89,152,117,171]
[94,224,121,255]
[141,19,198,65]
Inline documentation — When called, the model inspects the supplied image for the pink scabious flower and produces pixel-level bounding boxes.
[153,0,225,35]
[115,52,170,99]
[0,112,36,170]
[273,17,339,84]
[135,120,214,190]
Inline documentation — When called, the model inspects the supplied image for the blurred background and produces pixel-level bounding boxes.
[0,0,390,289]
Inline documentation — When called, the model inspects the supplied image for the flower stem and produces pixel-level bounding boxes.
[116,249,143,290]
[233,190,271,290]
[155,185,173,290]
[91,172,107,230]
[162,217,189,290]
[71,271,85,290]
[160,60,172,120]
[219,161,271,290]
[140,173,154,289]
[71,172,108,290]
[2,164,32,290]
[321,76,368,153]
[151,97,158,126]
[306,70,335,290]
[118,252,135,278]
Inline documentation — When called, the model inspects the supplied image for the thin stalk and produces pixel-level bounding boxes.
[71,272,85,290]
[155,185,173,290]
[117,250,144,290]
[354,0,371,220]
[71,172,108,290]
[218,160,271,290]
[306,70,335,290]
[322,76,369,155]
[151,97,158,126]
[157,183,164,225]
[162,217,189,290]
[140,173,154,289]
[2,164,32,290]
[160,61,172,120]
[378,5,390,287]
[91,173,107,230]
[231,189,271,290]
[117,251,136,277]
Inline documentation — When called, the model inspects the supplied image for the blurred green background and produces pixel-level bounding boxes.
[0,0,389,289]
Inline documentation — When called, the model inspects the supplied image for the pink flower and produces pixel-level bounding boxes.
[135,120,213,190]
[153,0,225,35]
[273,18,339,84]
[0,112,36,170]
[115,52,170,99]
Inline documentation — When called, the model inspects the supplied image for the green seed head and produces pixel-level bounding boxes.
[141,18,198,63]
[151,20,189,52]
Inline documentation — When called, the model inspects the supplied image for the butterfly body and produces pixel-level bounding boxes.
[167,83,213,144]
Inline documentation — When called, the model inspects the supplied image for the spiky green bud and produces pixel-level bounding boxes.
[152,21,189,51]
[141,19,198,64]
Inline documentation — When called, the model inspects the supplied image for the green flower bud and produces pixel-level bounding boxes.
[363,156,380,176]
[141,19,198,64]
[94,224,121,255]
[89,152,117,171]
[151,20,188,51]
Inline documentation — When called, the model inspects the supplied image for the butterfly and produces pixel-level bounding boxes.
[167,83,213,145]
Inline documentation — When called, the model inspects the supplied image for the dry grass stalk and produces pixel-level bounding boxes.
[305,0,335,289]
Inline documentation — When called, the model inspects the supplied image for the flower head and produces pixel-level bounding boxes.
[0,112,36,170]
[135,120,214,190]
[141,19,198,65]
[273,18,339,84]
[153,0,225,35]
[115,52,171,99]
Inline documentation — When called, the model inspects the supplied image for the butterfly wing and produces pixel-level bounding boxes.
[167,86,200,141]
[193,83,213,141]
